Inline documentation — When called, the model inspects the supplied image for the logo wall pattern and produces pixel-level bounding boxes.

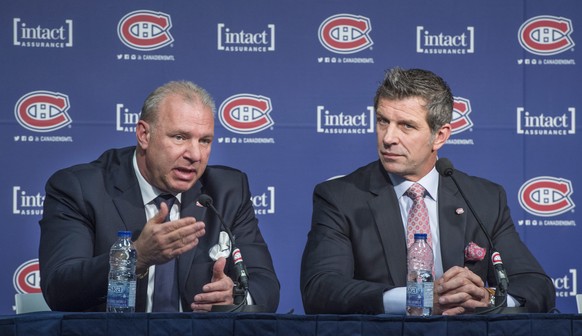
[1,1,580,314]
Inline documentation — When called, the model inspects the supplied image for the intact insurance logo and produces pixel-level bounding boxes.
[217,23,275,52]
[117,10,175,61]
[446,97,474,145]
[13,186,45,216]
[252,186,276,216]
[13,17,73,48]
[217,94,275,144]
[317,14,374,64]
[517,15,575,66]
[518,176,576,227]
[517,107,575,136]
[317,105,374,134]
[416,26,474,55]
[116,104,141,133]
[14,259,42,294]
[14,91,74,143]
[552,269,578,298]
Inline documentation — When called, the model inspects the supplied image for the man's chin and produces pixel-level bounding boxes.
[168,180,197,194]
[380,160,402,174]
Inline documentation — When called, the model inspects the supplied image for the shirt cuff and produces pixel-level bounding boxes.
[383,287,407,314]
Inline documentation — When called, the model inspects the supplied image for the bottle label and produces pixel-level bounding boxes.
[406,282,423,308]
[107,280,136,308]
[406,281,434,309]
[423,282,434,308]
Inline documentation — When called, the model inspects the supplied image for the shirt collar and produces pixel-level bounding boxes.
[132,150,182,206]
[388,166,439,202]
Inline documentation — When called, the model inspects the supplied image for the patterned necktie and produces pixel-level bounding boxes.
[405,183,432,249]
[152,194,180,312]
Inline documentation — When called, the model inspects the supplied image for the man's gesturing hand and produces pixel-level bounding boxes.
[191,257,235,312]
[134,201,206,274]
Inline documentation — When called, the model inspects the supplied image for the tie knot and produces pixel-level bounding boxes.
[405,183,426,201]
[154,194,176,210]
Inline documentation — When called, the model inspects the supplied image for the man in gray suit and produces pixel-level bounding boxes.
[301,68,554,315]
[40,81,279,312]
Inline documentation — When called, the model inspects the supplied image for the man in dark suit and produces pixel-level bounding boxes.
[301,68,555,315]
[39,81,279,312]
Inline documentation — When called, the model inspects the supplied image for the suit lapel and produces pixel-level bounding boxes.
[368,163,408,286]
[108,148,150,311]
[438,175,467,271]
[109,149,147,239]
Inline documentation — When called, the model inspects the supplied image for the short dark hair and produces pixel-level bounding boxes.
[373,67,453,134]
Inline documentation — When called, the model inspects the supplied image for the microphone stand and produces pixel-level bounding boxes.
[437,159,528,314]
[210,264,264,313]
[198,195,266,313]
[210,288,264,313]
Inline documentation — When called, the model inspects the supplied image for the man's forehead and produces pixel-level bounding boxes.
[376,97,428,114]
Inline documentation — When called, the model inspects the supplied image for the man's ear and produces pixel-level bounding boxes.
[432,123,451,151]
[136,120,150,149]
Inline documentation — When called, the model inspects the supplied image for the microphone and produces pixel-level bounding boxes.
[436,158,512,313]
[197,194,249,291]
[198,194,268,313]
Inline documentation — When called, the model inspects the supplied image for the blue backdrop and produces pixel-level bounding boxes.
[1,0,580,315]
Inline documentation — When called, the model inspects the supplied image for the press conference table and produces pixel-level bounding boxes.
[1,311,581,336]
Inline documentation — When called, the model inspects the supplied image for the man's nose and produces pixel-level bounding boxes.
[183,141,201,162]
[382,125,399,145]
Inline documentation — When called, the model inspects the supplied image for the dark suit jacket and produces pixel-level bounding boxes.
[300,160,555,314]
[39,146,279,312]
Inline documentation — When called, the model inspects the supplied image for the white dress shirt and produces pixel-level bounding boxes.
[382,167,442,314]
[132,151,183,312]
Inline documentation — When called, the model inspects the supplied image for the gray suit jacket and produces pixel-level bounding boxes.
[301,160,554,314]
[39,146,279,312]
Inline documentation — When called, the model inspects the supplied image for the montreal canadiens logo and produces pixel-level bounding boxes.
[491,252,503,266]
[15,90,72,132]
[518,16,574,56]
[219,94,274,134]
[318,14,373,54]
[451,97,473,135]
[519,176,575,217]
[118,10,174,51]
[13,259,42,293]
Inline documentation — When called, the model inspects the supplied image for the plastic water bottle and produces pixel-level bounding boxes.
[106,231,137,312]
[406,233,434,316]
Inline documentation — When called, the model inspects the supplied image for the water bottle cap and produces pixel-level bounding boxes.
[117,231,132,238]
[414,233,427,240]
